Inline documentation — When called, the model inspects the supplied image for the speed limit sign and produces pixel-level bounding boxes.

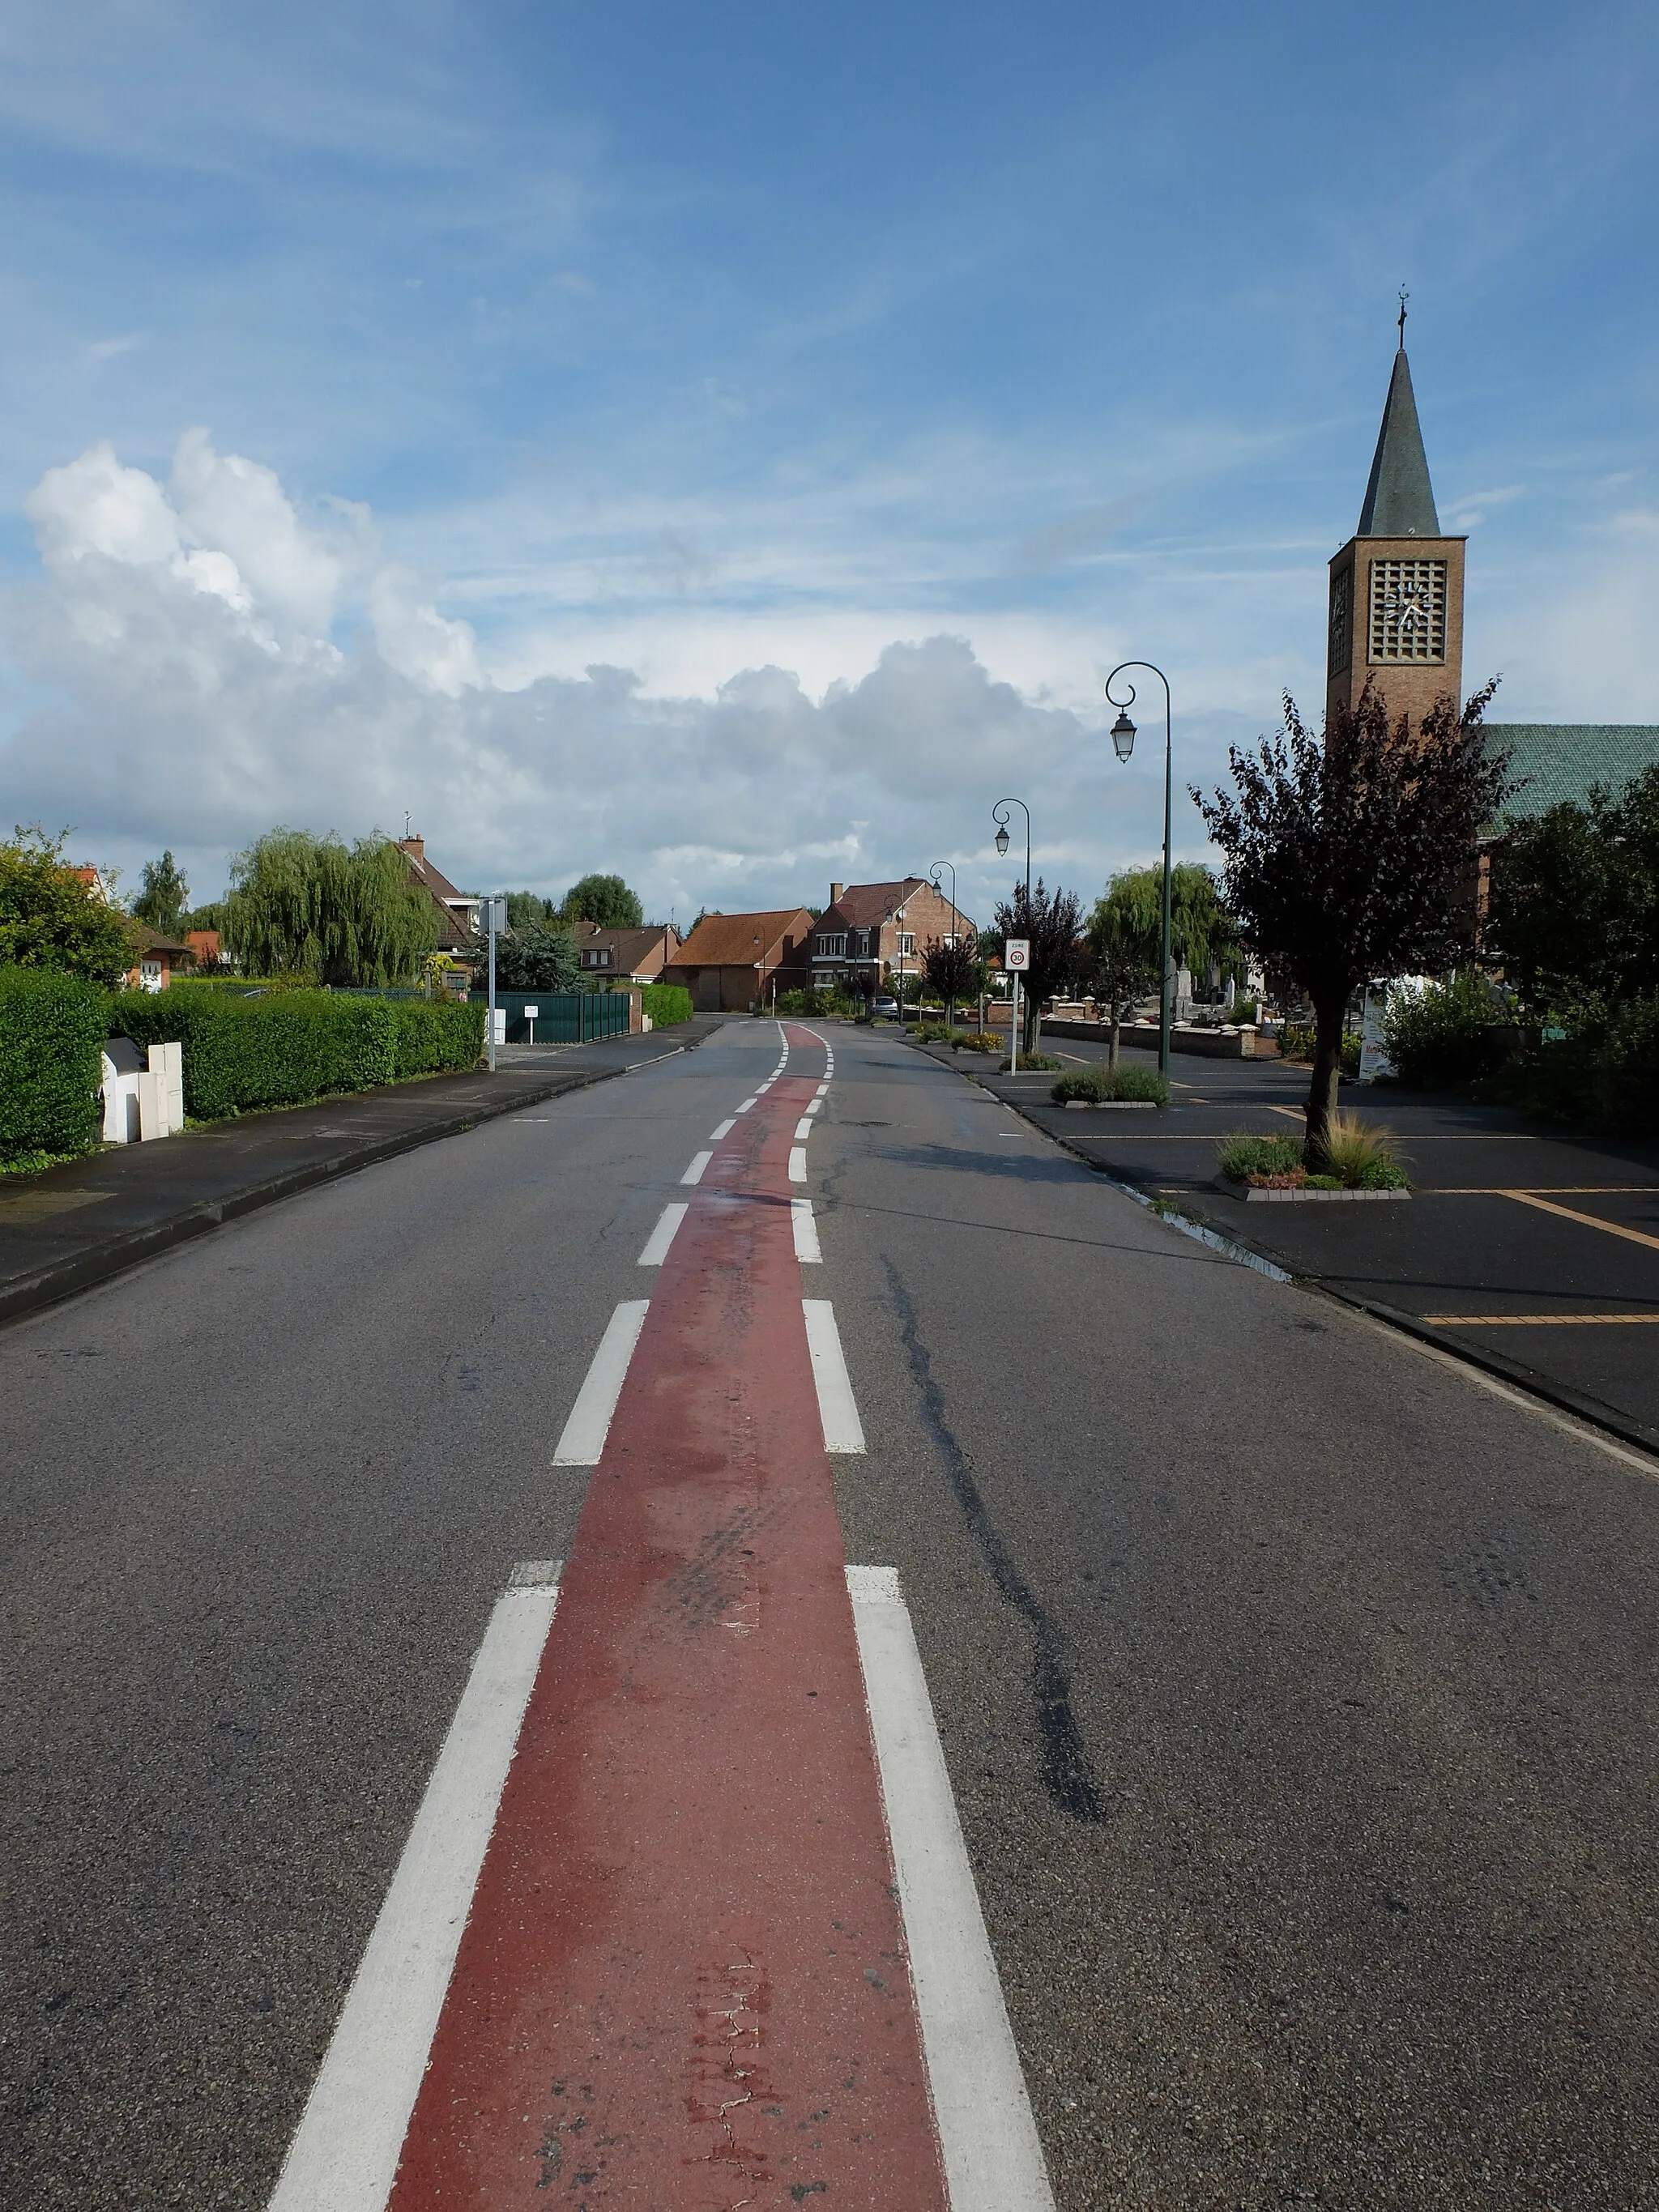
[1004,938,1030,971]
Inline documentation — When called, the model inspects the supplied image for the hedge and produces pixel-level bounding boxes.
[641,983,692,1028]
[109,985,484,1119]
[0,967,108,1163]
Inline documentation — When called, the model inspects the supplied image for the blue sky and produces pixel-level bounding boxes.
[2,0,1656,923]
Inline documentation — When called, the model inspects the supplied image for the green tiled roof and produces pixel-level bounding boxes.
[1484,724,1659,825]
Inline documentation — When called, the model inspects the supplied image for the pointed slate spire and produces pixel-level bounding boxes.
[1358,347,1440,537]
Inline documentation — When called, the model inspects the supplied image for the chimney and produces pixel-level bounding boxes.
[830,881,844,905]
[396,834,424,863]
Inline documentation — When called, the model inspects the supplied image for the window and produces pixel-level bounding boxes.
[897,933,915,957]
[816,932,847,959]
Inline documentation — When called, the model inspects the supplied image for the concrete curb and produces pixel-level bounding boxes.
[0,1030,711,1332]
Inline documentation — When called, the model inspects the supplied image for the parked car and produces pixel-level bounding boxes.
[872,995,900,1019]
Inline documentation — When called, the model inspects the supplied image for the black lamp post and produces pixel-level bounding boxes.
[991,798,1031,905]
[928,859,959,1026]
[1104,662,1174,1076]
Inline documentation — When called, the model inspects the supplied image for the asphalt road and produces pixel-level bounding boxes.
[4,1020,1657,2208]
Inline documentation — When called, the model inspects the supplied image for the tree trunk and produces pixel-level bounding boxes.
[1305,988,1347,1159]
[1109,1011,1120,1067]
[1026,997,1040,1056]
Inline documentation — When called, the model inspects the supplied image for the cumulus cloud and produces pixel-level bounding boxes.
[0,433,1216,919]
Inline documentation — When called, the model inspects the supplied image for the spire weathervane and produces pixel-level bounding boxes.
[1397,286,1409,348]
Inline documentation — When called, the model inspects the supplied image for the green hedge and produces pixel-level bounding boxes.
[0,968,109,1164]
[109,985,484,1119]
[641,983,693,1028]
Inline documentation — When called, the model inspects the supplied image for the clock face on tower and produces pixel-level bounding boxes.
[1328,569,1350,674]
[1369,557,1448,664]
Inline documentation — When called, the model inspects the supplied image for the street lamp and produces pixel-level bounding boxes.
[929,859,959,1028]
[991,798,1031,904]
[1104,662,1174,1076]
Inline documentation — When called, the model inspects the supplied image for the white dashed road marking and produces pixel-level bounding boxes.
[801,1299,865,1453]
[791,1198,822,1264]
[552,1302,650,1465]
[680,1151,712,1185]
[637,1203,688,1267]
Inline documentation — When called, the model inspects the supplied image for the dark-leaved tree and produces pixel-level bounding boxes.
[921,931,981,1029]
[1195,680,1510,1153]
[992,878,1084,1054]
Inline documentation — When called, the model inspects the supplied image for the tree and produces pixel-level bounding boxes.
[1488,763,1659,1016]
[1195,680,1510,1154]
[992,878,1085,1053]
[1084,893,1158,1065]
[224,829,438,986]
[130,850,190,936]
[494,920,580,992]
[922,932,981,1029]
[561,873,642,929]
[1099,862,1243,992]
[0,826,137,987]
[505,889,556,931]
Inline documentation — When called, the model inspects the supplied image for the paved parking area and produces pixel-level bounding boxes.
[930,1036,1659,1452]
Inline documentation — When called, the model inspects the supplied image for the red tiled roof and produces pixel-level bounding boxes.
[821,878,925,929]
[672,909,812,965]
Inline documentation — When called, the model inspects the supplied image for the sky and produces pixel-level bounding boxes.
[2,0,1657,927]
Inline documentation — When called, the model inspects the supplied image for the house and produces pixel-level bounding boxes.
[662,909,814,1012]
[186,927,224,969]
[574,922,683,982]
[808,879,974,995]
[126,922,192,992]
[394,834,481,951]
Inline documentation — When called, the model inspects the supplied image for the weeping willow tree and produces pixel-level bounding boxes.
[224,830,439,986]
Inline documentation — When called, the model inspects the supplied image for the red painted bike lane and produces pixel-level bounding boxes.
[386,1028,949,2208]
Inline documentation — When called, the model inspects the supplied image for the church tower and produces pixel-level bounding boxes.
[1326,316,1465,735]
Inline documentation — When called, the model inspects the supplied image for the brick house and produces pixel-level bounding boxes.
[574,922,683,982]
[808,879,974,995]
[662,909,814,1012]
[394,834,481,952]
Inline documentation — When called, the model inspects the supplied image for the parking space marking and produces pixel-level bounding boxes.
[1504,1191,1659,1252]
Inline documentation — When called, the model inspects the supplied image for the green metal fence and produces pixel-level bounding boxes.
[474,990,632,1043]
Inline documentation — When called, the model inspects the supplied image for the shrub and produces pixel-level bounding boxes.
[1279,1023,1360,1076]
[953,1031,1001,1053]
[1051,1064,1170,1106]
[1229,997,1260,1026]
[1000,1051,1063,1072]
[1218,1132,1304,1183]
[0,967,109,1165]
[1381,972,1512,1089]
[642,982,693,1028]
[108,985,484,1119]
[1,829,137,987]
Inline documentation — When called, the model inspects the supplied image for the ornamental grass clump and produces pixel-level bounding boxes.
[1315,1107,1409,1188]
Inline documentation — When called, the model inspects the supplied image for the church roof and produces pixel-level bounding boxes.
[1482,723,1659,829]
[1358,347,1441,538]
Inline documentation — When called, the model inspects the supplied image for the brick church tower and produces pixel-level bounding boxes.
[1326,321,1465,735]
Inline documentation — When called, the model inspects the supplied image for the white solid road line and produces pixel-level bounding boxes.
[736,1097,758,1113]
[791,1198,822,1263]
[789,1146,808,1184]
[637,1202,689,1267]
[846,1565,1057,2212]
[552,1301,650,1464]
[794,1117,813,1141]
[681,1150,713,1185]
[802,1298,865,1452]
[710,1118,736,1140]
[267,1562,564,2212]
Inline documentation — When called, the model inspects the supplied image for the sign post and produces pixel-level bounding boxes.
[524,1004,539,1046]
[485,896,506,1070]
[1004,938,1030,1074]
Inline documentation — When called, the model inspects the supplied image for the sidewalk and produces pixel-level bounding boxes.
[915,1037,1659,1456]
[0,1017,726,1328]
